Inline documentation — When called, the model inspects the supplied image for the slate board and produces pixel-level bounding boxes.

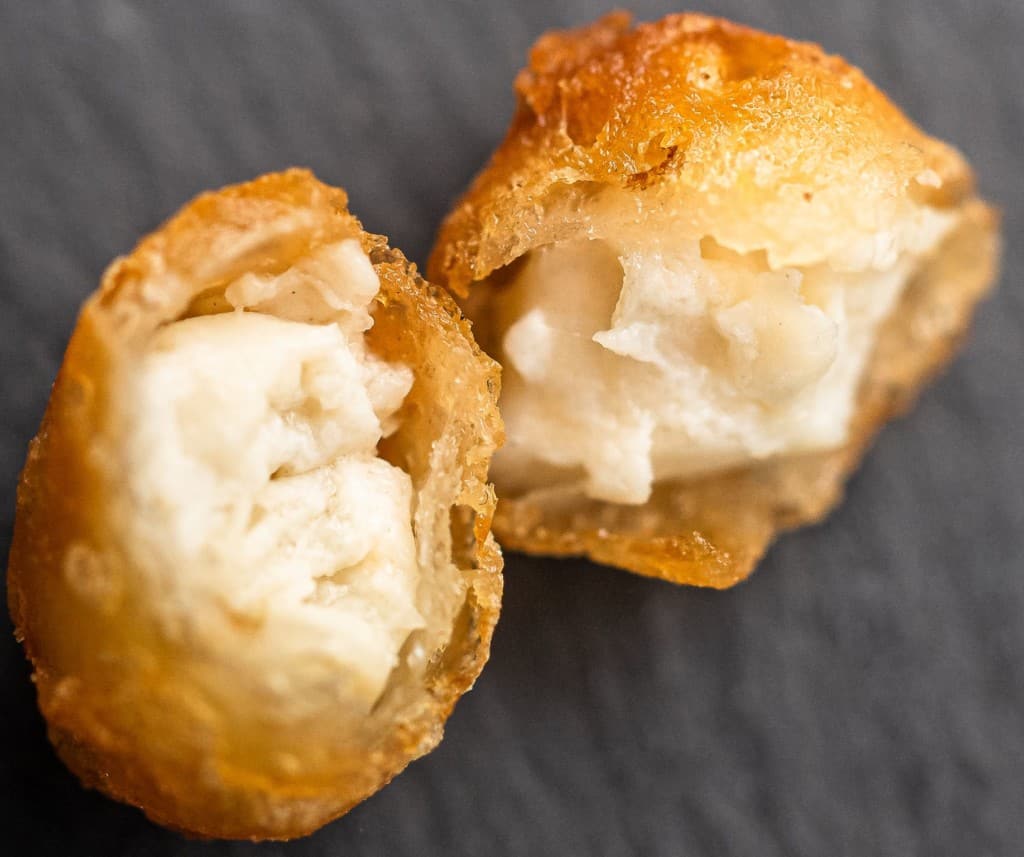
[2,1,1022,855]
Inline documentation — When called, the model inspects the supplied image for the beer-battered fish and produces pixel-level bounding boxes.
[8,170,503,839]
[430,12,999,587]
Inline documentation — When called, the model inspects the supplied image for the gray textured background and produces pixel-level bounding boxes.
[1,1,1021,855]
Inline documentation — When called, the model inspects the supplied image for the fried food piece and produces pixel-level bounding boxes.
[7,170,503,839]
[429,11,999,587]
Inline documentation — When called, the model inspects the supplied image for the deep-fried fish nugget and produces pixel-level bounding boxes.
[8,170,503,839]
[429,12,999,587]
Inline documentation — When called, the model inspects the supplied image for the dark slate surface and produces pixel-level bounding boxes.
[1,1,1021,854]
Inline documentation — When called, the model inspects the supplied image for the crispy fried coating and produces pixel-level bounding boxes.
[7,170,503,839]
[429,12,999,586]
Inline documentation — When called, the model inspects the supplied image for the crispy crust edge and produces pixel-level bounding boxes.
[430,12,973,295]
